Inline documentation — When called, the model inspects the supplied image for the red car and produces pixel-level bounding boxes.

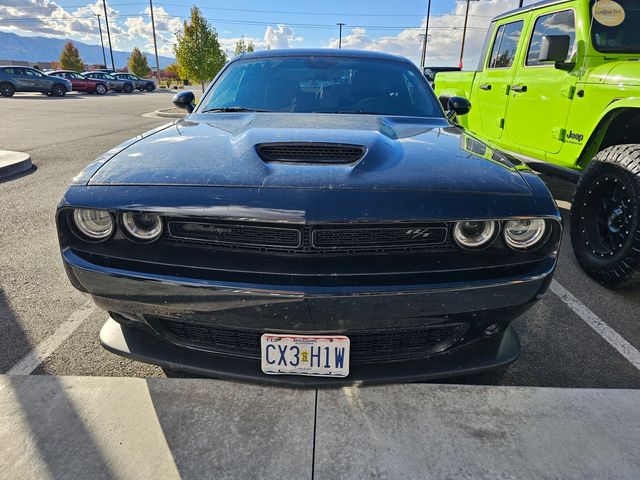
[47,70,109,95]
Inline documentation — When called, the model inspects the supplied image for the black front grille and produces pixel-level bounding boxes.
[167,220,452,255]
[168,221,301,248]
[150,317,469,364]
[313,225,448,249]
[256,142,366,164]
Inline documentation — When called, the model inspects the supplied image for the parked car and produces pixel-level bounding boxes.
[435,0,640,288]
[83,71,134,93]
[48,70,109,95]
[113,73,156,92]
[58,49,561,385]
[0,66,72,97]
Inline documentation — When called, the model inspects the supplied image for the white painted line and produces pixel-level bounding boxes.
[550,280,640,370]
[8,303,97,375]
[555,200,571,210]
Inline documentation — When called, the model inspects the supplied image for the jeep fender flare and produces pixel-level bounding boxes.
[578,97,640,169]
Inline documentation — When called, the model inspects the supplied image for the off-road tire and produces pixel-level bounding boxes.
[0,82,15,97]
[51,84,66,97]
[95,83,107,95]
[123,83,134,94]
[571,144,640,288]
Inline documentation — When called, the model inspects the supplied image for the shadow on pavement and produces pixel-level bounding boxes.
[0,165,37,184]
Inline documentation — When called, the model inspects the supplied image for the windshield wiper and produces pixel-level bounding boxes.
[201,107,270,113]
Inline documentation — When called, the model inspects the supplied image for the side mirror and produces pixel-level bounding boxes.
[446,96,471,117]
[538,35,570,63]
[173,90,195,113]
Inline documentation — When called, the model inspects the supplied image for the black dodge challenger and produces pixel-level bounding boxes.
[57,49,561,385]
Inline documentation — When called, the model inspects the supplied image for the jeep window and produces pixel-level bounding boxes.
[199,56,442,117]
[526,10,577,66]
[591,0,640,53]
[488,21,524,69]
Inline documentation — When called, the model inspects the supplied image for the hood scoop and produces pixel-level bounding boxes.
[256,142,366,164]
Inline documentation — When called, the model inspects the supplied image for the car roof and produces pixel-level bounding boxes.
[237,48,413,65]
[493,0,572,21]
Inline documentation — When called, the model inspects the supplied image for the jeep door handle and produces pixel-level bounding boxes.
[479,83,492,91]
[511,85,527,93]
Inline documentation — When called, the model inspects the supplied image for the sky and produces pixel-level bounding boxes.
[0,0,537,67]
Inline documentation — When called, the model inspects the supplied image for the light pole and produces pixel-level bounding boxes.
[102,0,115,71]
[337,22,345,49]
[420,0,432,69]
[458,0,479,70]
[149,0,161,82]
[95,14,107,68]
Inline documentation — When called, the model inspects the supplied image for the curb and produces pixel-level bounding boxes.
[148,108,187,119]
[0,150,32,179]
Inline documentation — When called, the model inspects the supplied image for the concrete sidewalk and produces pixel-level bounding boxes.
[0,376,638,480]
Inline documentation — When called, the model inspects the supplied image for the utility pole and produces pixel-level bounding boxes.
[458,0,473,70]
[102,0,116,71]
[149,0,161,83]
[337,23,345,49]
[95,14,107,68]
[519,0,524,6]
[420,0,432,69]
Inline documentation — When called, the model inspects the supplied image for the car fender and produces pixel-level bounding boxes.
[576,97,640,167]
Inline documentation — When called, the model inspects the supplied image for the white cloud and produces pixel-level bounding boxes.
[327,0,528,68]
[122,7,182,55]
[264,24,302,49]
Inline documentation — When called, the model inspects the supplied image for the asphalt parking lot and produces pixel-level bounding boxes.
[1,90,640,389]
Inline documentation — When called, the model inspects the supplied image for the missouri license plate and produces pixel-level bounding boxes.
[260,334,350,377]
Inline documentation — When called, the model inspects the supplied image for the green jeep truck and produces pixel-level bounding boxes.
[436,0,639,288]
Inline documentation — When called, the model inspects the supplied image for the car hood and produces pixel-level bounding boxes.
[87,113,532,195]
[586,60,640,87]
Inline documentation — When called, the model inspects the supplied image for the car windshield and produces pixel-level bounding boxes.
[590,0,640,53]
[199,56,441,117]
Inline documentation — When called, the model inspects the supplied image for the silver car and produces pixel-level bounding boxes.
[0,66,72,97]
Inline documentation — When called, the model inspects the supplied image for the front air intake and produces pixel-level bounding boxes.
[256,142,366,164]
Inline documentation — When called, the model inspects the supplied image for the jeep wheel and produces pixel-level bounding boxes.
[0,83,15,97]
[51,84,66,97]
[95,83,107,95]
[123,83,134,94]
[571,144,640,288]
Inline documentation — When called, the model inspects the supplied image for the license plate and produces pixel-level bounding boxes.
[261,334,350,377]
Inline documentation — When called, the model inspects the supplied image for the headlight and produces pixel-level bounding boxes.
[453,220,497,250]
[72,209,113,241]
[503,218,547,250]
[121,212,163,242]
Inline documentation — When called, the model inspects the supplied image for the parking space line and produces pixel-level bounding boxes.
[7,303,97,375]
[551,280,640,370]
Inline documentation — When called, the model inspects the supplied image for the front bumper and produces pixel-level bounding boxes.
[63,248,554,384]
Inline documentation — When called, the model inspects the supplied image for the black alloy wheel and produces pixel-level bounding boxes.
[145,83,155,92]
[0,83,15,97]
[51,84,67,97]
[123,83,134,94]
[571,145,640,287]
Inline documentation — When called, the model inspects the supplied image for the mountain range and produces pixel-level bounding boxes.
[0,31,174,68]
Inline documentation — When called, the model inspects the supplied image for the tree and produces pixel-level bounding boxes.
[59,41,84,72]
[128,47,151,78]
[173,6,226,91]
[233,38,255,56]
[164,62,181,88]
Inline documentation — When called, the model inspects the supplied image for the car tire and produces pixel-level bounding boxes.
[0,82,15,97]
[145,83,155,92]
[570,144,640,288]
[123,83,134,94]
[51,84,67,97]
[95,83,107,95]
